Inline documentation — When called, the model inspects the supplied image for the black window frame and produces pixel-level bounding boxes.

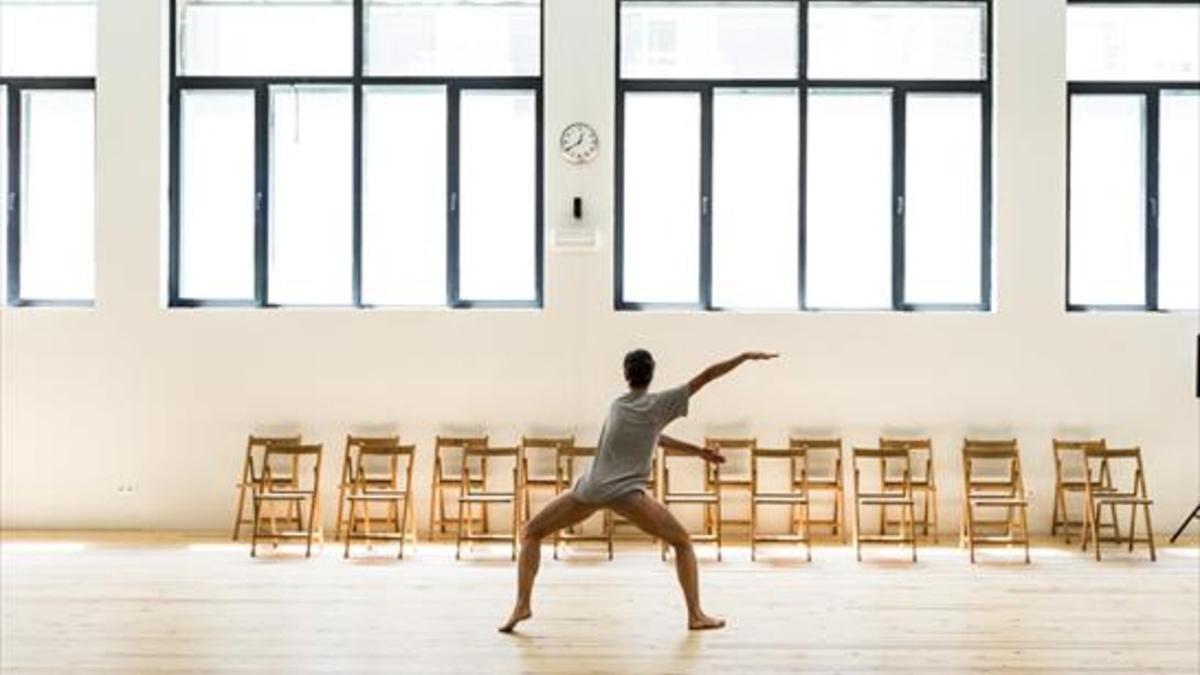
[3,77,96,307]
[1065,0,1200,313]
[167,0,545,309]
[614,0,993,312]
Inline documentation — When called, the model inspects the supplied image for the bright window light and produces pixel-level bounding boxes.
[0,0,96,77]
[19,90,95,302]
[622,92,701,305]
[179,90,256,301]
[267,86,354,306]
[808,2,986,81]
[1069,95,1146,307]
[904,93,982,305]
[712,88,799,310]
[362,86,448,306]
[1068,4,1200,82]
[178,0,352,76]
[1158,90,1199,310]
[620,1,799,80]
[806,89,892,310]
[458,89,538,303]
[366,0,539,76]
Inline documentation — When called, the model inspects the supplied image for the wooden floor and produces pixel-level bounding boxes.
[2,532,1197,674]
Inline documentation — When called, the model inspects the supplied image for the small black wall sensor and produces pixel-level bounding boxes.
[572,197,583,220]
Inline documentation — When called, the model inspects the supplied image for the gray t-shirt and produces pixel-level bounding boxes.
[571,384,690,504]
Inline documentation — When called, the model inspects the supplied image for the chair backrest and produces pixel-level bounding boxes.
[344,434,401,478]
[880,437,934,481]
[853,447,912,492]
[353,443,415,489]
[435,435,488,479]
[752,446,808,490]
[790,437,842,480]
[262,444,323,494]
[522,436,574,451]
[248,435,303,482]
[962,439,1022,490]
[1052,437,1105,476]
[555,445,597,488]
[661,445,720,491]
[1084,446,1148,495]
[462,445,522,491]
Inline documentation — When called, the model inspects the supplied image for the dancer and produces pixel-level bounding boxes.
[499,349,779,633]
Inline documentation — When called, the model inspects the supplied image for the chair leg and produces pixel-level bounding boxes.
[233,483,249,541]
[1093,504,1103,561]
[455,497,465,561]
[804,501,812,563]
[1020,503,1030,564]
[1128,504,1137,553]
[930,487,940,544]
[305,499,316,558]
[250,497,261,557]
[1051,484,1062,538]
[749,499,757,563]
[909,502,917,563]
[1143,505,1157,562]
[343,500,355,559]
[853,498,862,562]
[966,502,976,564]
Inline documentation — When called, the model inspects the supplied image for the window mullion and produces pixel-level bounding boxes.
[1145,87,1159,311]
[893,87,906,311]
[700,86,714,311]
[254,84,269,307]
[6,86,20,305]
[447,84,461,307]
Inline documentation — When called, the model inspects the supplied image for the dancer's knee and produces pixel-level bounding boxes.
[668,531,693,553]
[520,525,545,547]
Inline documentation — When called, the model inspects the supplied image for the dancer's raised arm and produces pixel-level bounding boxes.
[687,351,779,396]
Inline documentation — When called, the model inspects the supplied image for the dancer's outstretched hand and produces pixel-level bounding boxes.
[700,448,727,464]
[741,351,780,361]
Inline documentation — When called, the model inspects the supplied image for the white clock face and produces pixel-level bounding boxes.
[560,122,599,164]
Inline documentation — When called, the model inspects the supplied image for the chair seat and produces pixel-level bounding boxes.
[664,492,719,503]
[713,476,752,486]
[968,496,1028,506]
[754,493,809,504]
[883,478,933,487]
[460,493,515,503]
[255,491,313,501]
[860,496,914,506]
[348,492,410,500]
[798,477,839,486]
[525,476,557,486]
[1094,496,1153,505]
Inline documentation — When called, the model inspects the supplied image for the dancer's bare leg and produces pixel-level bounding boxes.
[498,492,596,633]
[610,491,725,630]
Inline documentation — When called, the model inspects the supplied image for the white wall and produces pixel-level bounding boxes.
[1,0,1197,535]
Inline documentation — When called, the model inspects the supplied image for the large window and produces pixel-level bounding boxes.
[1067,1,1200,311]
[1,0,97,305]
[616,1,991,311]
[170,0,543,308]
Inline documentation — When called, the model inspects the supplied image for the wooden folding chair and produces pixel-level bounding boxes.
[521,435,575,523]
[750,446,811,561]
[960,439,1030,564]
[335,435,401,542]
[553,445,614,560]
[880,438,939,542]
[852,448,917,562]
[661,446,722,561]
[789,437,845,541]
[343,442,417,559]
[232,434,302,541]
[1082,446,1156,561]
[429,435,488,539]
[250,444,323,558]
[704,437,756,535]
[456,445,523,561]
[1052,438,1117,544]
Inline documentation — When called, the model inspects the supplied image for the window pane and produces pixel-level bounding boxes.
[0,0,96,77]
[808,2,986,80]
[1068,5,1200,82]
[179,90,256,301]
[1069,95,1146,307]
[366,0,539,76]
[1159,91,1199,310]
[268,86,353,305]
[458,89,537,302]
[620,1,798,79]
[362,86,447,306]
[19,90,95,301]
[622,92,701,304]
[178,0,352,76]
[712,88,798,309]
[904,93,982,305]
[806,90,891,310]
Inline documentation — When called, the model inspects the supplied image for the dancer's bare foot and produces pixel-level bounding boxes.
[498,607,532,633]
[688,613,726,631]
